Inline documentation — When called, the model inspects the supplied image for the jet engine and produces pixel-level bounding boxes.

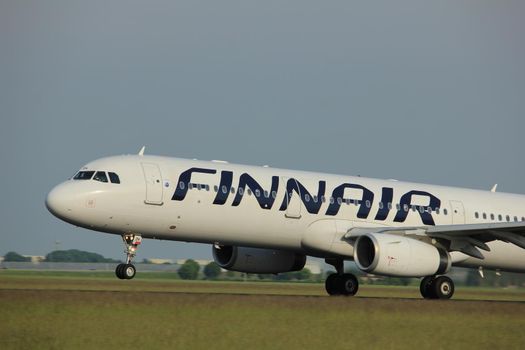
[353,233,450,277]
[212,245,306,274]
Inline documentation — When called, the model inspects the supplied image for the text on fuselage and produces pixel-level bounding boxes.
[171,167,441,225]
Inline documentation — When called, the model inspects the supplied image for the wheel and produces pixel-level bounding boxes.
[340,273,359,296]
[115,263,126,279]
[325,274,342,295]
[432,276,454,299]
[123,264,136,280]
[420,276,435,299]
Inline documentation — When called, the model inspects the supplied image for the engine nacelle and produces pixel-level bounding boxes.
[353,233,451,277]
[212,245,306,274]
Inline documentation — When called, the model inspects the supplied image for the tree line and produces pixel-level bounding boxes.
[2,250,119,263]
[4,250,525,287]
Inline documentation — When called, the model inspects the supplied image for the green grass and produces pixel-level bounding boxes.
[1,272,525,349]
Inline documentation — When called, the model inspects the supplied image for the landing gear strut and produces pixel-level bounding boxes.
[420,275,454,299]
[115,234,142,280]
[324,258,359,296]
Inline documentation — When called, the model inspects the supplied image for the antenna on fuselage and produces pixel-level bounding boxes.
[138,146,146,156]
[491,184,498,193]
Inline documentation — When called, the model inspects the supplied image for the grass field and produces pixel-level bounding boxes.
[1,271,525,350]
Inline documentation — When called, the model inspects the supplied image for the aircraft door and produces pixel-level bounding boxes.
[282,177,301,219]
[141,163,164,205]
[450,200,465,224]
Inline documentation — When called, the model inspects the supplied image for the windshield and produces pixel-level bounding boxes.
[73,171,95,180]
[72,170,120,183]
[93,171,108,183]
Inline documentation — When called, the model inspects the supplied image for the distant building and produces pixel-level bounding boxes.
[0,255,44,263]
[26,256,45,263]
[146,258,174,265]
[304,260,322,274]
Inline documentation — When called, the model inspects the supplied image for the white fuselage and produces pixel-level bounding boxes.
[46,155,525,273]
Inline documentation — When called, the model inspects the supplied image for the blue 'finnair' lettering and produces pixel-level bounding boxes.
[172,167,441,226]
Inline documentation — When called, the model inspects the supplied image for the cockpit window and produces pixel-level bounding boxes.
[93,171,108,183]
[73,171,95,180]
[108,172,120,184]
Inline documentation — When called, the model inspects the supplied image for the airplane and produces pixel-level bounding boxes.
[45,148,525,299]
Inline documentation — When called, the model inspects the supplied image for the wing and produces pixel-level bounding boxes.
[345,222,525,260]
[425,222,525,259]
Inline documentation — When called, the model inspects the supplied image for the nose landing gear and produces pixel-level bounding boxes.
[115,234,142,280]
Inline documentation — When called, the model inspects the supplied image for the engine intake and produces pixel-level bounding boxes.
[212,245,306,274]
[354,233,450,277]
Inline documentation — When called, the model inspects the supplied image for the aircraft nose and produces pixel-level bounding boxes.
[45,183,76,220]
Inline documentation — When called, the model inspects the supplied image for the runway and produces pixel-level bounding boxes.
[2,273,525,349]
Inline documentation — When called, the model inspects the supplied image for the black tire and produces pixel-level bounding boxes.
[123,264,136,280]
[420,276,435,299]
[432,276,454,299]
[325,274,342,296]
[340,273,359,296]
[115,263,125,279]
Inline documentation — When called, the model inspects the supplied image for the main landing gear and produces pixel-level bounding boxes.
[324,258,359,296]
[115,234,142,280]
[420,275,455,299]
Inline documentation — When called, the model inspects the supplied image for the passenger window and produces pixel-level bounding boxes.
[93,171,108,183]
[514,216,518,222]
[337,198,342,205]
[475,212,479,219]
[180,182,185,190]
[247,189,252,196]
[222,185,227,194]
[272,191,277,199]
[264,190,269,198]
[321,196,326,203]
[483,213,487,219]
[255,189,260,197]
[305,194,310,202]
[498,214,502,221]
[490,214,495,220]
[238,187,244,196]
[436,208,440,214]
[388,203,392,210]
[205,185,210,191]
[329,197,335,204]
[443,209,448,215]
[419,206,424,213]
[73,171,95,180]
[506,215,510,222]
[366,200,371,208]
[231,187,236,194]
[108,172,120,184]
[403,204,409,212]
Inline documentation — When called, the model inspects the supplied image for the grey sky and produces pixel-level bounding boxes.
[1,1,524,260]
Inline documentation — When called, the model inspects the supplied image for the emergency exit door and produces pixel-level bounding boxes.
[141,163,163,205]
[450,200,465,224]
